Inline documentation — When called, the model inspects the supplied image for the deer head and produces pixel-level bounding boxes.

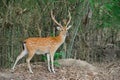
[51,10,72,37]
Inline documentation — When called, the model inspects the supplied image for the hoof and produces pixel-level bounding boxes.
[30,71,33,74]
[48,68,52,72]
[52,70,55,73]
[11,68,15,73]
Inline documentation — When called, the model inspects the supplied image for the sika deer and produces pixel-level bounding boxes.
[12,10,71,73]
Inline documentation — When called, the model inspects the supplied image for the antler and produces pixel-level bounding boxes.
[51,10,63,28]
[66,10,71,27]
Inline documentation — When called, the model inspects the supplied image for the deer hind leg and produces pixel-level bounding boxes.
[47,53,51,72]
[26,51,35,73]
[12,49,27,70]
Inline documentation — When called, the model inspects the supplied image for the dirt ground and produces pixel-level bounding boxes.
[0,59,120,80]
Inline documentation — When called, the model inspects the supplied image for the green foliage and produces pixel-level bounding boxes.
[89,0,95,10]
[53,60,61,67]
[54,51,65,60]
[40,55,47,62]
[104,0,120,22]
[54,52,65,67]
[87,0,120,28]
[41,51,65,62]
[40,52,64,67]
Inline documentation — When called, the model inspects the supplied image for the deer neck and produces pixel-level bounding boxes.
[57,32,66,43]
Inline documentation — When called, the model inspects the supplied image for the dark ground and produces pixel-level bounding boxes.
[0,59,120,80]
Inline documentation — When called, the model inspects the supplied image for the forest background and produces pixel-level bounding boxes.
[0,0,120,68]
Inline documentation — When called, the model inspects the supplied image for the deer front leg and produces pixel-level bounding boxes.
[47,53,51,72]
[50,54,55,73]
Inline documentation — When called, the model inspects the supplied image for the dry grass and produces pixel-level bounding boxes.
[0,59,120,80]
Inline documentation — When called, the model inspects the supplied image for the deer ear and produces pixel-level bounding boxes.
[67,25,72,30]
[57,26,61,30]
